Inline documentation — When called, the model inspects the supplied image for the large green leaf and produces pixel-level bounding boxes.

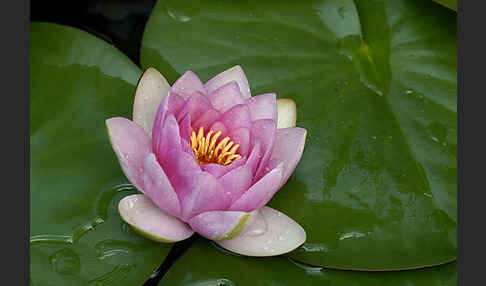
[142,0,456,270]
[159,240,457,286]
[30,23,171,285]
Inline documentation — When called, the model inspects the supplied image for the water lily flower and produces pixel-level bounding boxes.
[106,66,307,256]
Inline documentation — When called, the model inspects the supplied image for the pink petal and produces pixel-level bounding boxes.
[207,81,245,113]
[170,71,206,99]
[219,165,253,204]
[142,153,181,217]
[245,93,277,122]
[220,104,252,131]
[271,127,307,188]
[151,93,184,145]
[245,140,261,175]
[178,114,192,143]
[192,108,221,130]
[160,149,200,180]
[216,206,306,256]
[154,114,182,160]
[250,119,277,180]
[176,171,230,221]
[200,159,245,178]
[176,92,213,124]
[205,65,251,99]
[229,127,250,156]
[181,139,195,157]
[106,117,151,191]
[168,93,187,115]
[209,121,228,135]
[132,68,171,135]
[118,194,193,242]
[151,94,170,147]
[188,210,250,240]
[229,163,284,212]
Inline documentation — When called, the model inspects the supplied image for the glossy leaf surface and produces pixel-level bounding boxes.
[159,240,457,286]
[30,23,170,285]
[142,0,457,269]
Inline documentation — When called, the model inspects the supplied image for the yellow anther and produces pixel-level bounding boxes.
[214,137,230,158]
[224,154,242,165]
[228,144,240,156]
[207,131,222,160]
[203,130,213,155]
[218,142,234,164]
[190,127,241,166]
[197,136,206,154]
[197,127,204,141]
[190,131,197,149]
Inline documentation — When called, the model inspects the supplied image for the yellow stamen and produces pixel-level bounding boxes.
[207,131,222,161]
[190,126,242,165]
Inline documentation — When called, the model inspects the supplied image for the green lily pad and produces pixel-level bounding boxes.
[159,240,457,286]
[432,0,457,11]
[141,0,456,270]
[30,23,170,285]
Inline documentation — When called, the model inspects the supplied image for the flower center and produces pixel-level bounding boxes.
[190,126,242,166]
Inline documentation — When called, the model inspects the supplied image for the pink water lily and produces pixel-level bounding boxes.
[106,66,307,256]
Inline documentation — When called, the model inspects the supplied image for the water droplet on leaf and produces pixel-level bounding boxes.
[50,248,80,275]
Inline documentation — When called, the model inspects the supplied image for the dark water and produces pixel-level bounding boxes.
[31,0,156,65]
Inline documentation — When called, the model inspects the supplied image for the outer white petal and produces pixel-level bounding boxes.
[132,67,170,135]
[118,194,193,243]
[276,98,297,129]
[216,206,306,256]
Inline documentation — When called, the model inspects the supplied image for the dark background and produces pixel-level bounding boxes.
[31,0,156,64]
